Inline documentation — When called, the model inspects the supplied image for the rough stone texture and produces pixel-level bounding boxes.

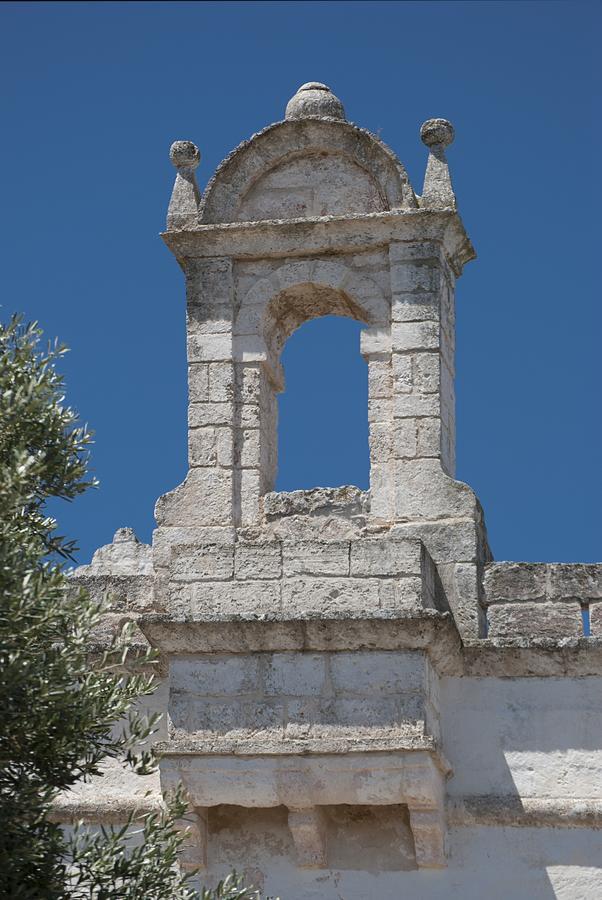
[63,83,602,896]
[285,82,346,121]
[484,562,602,638]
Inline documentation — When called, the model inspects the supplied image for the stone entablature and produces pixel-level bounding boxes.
[65,83,602,895]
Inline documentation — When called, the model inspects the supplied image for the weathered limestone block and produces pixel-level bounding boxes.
[329,650,424,695]
[264,652,327,697]
[152,526,235,570]
[171,655,261,696]
[169,580,281,620]
[76,527,153,577]
[71,529,156,645]
[484,563,547,602]
[392,321,440,352]
[188,401,233,429]
[391,291,440,322]
[234,543,282,580]
[484,563,602,639]
[155,469,234,528]
[394,459,478,521]
[281,576,384,618]
[547,564,602,602]
[350,537,422,577]
[264,486,369,520]
[282,541,350,577]
[188,425,232,468]
[394,392,440,418]
[487,601,583,640]
[170,544,234,582]
[368,357,393,398]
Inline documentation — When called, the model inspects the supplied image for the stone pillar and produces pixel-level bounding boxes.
[389,240,455,481]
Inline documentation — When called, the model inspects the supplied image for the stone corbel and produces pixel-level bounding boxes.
[287,806,328,869]
[407,806,447,868]
[176,807,208,871]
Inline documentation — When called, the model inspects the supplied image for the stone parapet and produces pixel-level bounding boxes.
[484,563,602,639]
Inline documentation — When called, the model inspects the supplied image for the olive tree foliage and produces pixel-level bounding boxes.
[0,317,273,899]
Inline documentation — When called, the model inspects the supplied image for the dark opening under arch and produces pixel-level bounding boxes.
[275,315,369,492]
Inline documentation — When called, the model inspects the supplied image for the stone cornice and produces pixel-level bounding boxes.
[139,613,602,678]
[161,208,475,277]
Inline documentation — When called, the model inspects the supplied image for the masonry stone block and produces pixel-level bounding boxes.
[330,651,425,695]
[368,358,393,398]
[392,321,440,351]
[282,542,350,577]
[547,564,602,602]
[170,655,260,696]
[188,364,209,402]
[234,542,282,580]
[170,544,234,582]
[187,332,233,363]
[487,601,583,639]
[188,401,233,428]
[414,353,440,393]
[281,577,382,618]
[391,292,440,322]
[392,353,413,392]
[483,563,547,604]
[264,653,327,697]
[155,468,233,527]
[417,418,441,457]
[208,362,234,402]
[350,538,422,577]
[187,304,233,335]
[394,392,440,418]
[182,580,281,619]
[390,261,442,294]
[394,419,418,458]
[288,807,328,868]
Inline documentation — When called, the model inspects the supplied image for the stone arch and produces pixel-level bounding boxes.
[234,260,390,378]
[232,260,393,522]
[199,119,417,224]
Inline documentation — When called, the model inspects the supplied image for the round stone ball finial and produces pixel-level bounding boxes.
[420,118,455,149]
[170,140,201,170]
[285,82,346,121]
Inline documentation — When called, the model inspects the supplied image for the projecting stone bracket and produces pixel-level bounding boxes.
[288,807,328,868]
[407,807,447,868]
[175,807,208,871]
[160,748,450,871]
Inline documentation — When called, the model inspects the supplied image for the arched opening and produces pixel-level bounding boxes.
[275,315,369,492]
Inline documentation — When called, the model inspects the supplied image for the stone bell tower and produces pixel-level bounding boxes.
[68,81,602,897]
[141,80,483,874]
[154,81,487,640]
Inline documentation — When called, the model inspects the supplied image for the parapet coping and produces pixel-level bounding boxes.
[161,207,474,274]
[138,612,602,677]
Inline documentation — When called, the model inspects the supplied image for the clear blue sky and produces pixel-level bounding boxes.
[1,1,600,564]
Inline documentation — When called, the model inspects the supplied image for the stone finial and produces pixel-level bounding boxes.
[285,82,346,121]
[113,526,138,544]
[420,118,455,149]
[419,118,456,210]
[170,140,201,170]
[167,140,201,230]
